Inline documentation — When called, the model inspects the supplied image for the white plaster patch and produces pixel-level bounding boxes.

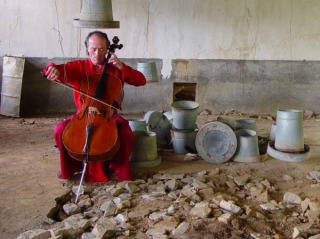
[161,59,172,79]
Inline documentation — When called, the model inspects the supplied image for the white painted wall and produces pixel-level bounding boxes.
[1,0,320,76]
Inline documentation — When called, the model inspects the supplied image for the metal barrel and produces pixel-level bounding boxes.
[171,100,199,130]
[275,110,304,152]
[1,55,25,117]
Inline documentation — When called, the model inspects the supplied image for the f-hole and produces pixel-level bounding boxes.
[173,82,197,102]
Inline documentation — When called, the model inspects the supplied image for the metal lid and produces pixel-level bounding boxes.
[144,111,172,146]
[195,121,237,164]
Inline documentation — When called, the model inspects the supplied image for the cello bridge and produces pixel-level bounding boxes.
[88,106,101,115]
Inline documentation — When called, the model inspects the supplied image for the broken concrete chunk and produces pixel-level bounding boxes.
[63,203,81,216]
[218,213,233,225]
[125,182,140,193]
[189,201,212,219]
[17,229,51,239]
[283,192,302,204]
[219,200,243,215]
[171,222,190,236]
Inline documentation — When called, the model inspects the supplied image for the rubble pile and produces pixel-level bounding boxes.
[18,169,320,239]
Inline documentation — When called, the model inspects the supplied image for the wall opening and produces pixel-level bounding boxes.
[173,82,197,102]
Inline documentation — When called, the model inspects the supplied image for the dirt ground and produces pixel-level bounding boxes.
[0,112,320,239]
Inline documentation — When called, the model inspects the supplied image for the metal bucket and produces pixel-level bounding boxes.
[275,110,304,152]
[170,128,198,155]
[171,100,199,130]
[163,111,173,124]
[1,54,25,117]
[234,119,257,131]
[269,124,276,141]
[216,116,237,129]
[128,119,147,132]
[137,62,158,83]
[233,129,260,163]
[129,131,161,167]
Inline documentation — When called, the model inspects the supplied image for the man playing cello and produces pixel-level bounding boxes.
[43,31,146,182]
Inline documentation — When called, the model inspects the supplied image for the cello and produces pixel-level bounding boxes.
[62,36,124,163]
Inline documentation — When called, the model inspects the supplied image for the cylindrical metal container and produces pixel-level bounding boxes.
[128,119,147,132]
[171,101,199,130]
[195,121,237,164]
[129,131,157,161]
[269,124,276,141]
[233,129,260,163]
[216,116,237,129]
[1,54,25,117]
[234,119,257,131]
[137,62,158,83]
[170,128,198,155]
[275,110,304,152]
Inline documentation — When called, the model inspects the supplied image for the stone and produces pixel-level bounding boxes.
[283,192,302,204]
[304,109,314,119]
[283,174,294,181]
[192,220,205,231]
[309,171,320,182]
[219,200,243,215]
[171,222,190,236]
[149,211,167,222]
[255,191,270,203]
[17,229,51,239]
[197,188,215,200]
[110,187,124,197]
[309,200,320,212]
[77,198,92,209]
[165,179,179,192]
[189,201,212,219]
[309,234,320,239]
[114,211,129,224]
[192,179,211,190]
[292,223,312,238]
[233,175,250,186]
[92,222,116,239]
[145,228,167,237]
[260,203,285,213]
[218,213,233,225]
[184,153,202,161]
[81,232,96,239]
[113,197,131,209]
[102,201,118,217]
[167,205,176,214]
[63,216,91,232]
[301,198,310,213]
[306,210,320,224]
[249,187,263,197]
[125,182,140,193]
[63,203,81,216]
[231,218,241,230]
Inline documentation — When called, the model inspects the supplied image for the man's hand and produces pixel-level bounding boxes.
[108,52,123,70]
[46,66,60,82]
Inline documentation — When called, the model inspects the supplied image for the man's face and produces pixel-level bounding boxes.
[87,35,108,66]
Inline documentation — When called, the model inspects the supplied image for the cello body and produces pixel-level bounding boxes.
[62,73,123,162]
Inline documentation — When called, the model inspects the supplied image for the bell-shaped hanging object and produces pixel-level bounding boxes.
[74,0,119,28]
[137,61,159,83]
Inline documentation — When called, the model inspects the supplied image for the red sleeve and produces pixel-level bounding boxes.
[43,61,83,85]
[121,63,147,86]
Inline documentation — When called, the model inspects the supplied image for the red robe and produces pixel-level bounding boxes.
[43,59,146,182]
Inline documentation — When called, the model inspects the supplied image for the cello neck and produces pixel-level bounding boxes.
[93,36,123,100]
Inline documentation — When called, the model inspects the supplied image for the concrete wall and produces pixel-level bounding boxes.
[1,0,320,115]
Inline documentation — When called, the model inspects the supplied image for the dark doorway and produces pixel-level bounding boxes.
[173,82,197,102]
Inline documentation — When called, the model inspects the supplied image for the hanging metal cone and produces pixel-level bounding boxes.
[73,0,120,28]
[137,61,159,83]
